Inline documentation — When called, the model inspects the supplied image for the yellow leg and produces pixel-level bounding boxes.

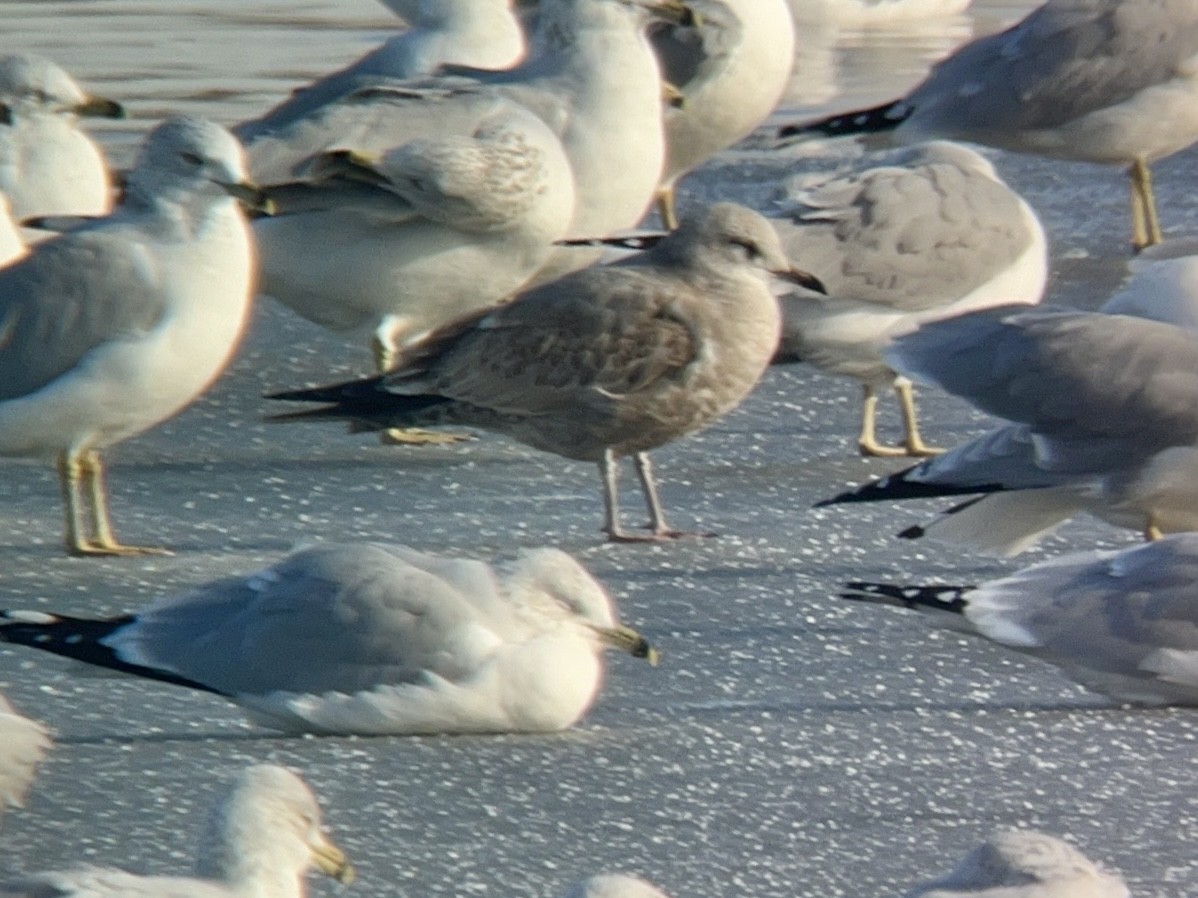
[80,451,170,556]
[57,451,89,556]
[1129,157,1162,252]
[1144,514,1163,542]
[856,385,907,457]
[895,379,944,457]
[57,451,170,557]
[371,334,467,446]
[656,185,679,231]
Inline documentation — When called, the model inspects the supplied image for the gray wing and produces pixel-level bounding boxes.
[236,37,438,144]
[888,308,1198,473]
[777,143,1040,311]
[906,0,1198,139]
[0,225,168,402]
[974,535,1198,699]
[107,544,515,696]
[243,78,509,183]
[0,868,229,898]
[390,266,699,415]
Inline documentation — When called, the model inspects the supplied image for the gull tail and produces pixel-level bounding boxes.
[776,98,912,145]
[0,611,227,695]
[840,582,972,614]
[898,488,1081,557]
[265,378,452,431]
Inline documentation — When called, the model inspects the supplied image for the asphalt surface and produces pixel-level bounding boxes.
[1,1,1196,896]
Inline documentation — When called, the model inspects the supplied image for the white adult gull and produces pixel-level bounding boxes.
[243,0,690,291]
[564,875,672,898]
[0,544,657,736]
[268,204,820,542]
[252,95,576,386]
[902,829,1129,898]
[0,53,124,219]
[772,141,1047,457]
[777,0,1198,251]
[235,0,525,144]
[0,693,50,820]
[817,306,1198,554]
[0,764,353,898]
[650,0,795,228]
[843,534,1198,707]
[0,115,261,556]
[0,191,26,267]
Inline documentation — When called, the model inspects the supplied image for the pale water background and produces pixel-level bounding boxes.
[1,3,1196,897]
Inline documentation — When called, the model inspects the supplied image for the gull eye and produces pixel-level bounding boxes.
[180,151,204,166]
[730,237,763,260]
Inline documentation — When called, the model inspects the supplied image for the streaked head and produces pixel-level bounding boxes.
[670,202,826,291]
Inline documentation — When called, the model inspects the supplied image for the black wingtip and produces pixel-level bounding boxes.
[0,611,229,696]
[839,582,972,613]
[898,525,925,540]
[776,98,912,145]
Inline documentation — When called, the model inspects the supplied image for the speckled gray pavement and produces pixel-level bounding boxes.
[0,2,1196,897]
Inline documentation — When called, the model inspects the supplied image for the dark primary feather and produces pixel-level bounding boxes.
[777,97,910,141]
[814,467,1005,507]
[0,611,227,695]
[839,582,972,614]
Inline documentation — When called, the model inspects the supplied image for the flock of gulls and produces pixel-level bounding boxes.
[1,0,1198,893]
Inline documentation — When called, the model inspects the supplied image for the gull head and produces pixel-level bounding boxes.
[196,764,354,889]
[0,53,123,120]
[125,115,266,210]
[670,202,826,292]
[564,874,673,898]
[505,548,658,663]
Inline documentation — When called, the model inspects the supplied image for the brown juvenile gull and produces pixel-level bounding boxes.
[817,306,1198,555]
[0,116,261,556]
[0,764,353,898]
[843,533,1198,707]
[0,693,50,820]
[269,203,821,541]
[0,543,657,735]
[902,828,1129,898]
[773,141,1047,457]
[775,0,1198,251]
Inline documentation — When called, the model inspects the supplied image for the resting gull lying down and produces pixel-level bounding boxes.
[903,828,1129,898]
[564,875,672,898]
[0,765,353,898]
[0,543,658,735]
[842,533,1198,706]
